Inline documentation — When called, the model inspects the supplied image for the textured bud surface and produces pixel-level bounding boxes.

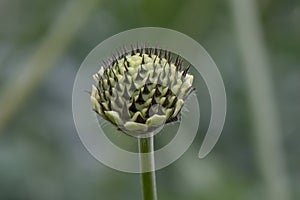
[91,47,194,136]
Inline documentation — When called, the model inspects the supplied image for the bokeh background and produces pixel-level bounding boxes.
[0,0,299,200]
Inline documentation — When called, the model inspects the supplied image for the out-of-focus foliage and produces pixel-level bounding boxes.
[0,0,299,199]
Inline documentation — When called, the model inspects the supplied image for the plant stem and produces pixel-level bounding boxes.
[138,136,158,200]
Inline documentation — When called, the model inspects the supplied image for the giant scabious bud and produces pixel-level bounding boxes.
[91,47,194,137]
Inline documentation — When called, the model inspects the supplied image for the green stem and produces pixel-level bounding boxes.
[138,136,158,200]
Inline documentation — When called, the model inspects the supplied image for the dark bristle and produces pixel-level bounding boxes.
[176,59,183,71]
[111,68,118,82]
[106,71,111,81]
[142,84,150,94]
[182,64,191,77]
[141,54,145,64]
[151,94,157,105]
[175,55,180,66]
[99,81,105,92]
[184,87,196,99]
[164,50,170,60]
[158,48,163,59]
[129,99,138,113]
[162,96,169,107]
[123,55,129,71]
[154,48,158,56]
[153,55,158,63]
[154,84,161,97]
[98,45,190,73]
[108,84,112,96]
[104,69,109,79]
[145,105,151,118]
[164,50,167,59]
[136,91,145,104]
[135,113,145,123]
[111,60,116,67]
[115,62,121,74]
[99,102,106,111]
[131,44,135,55]
[96,85,102,93]
[108,99,112,110]
[169,96,178,108]
[167,54,172,64]
[139,46,143,56]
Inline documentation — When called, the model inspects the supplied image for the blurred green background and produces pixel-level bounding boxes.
[0,0,299,199]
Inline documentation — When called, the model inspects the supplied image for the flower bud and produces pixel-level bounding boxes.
[91,47,194,136]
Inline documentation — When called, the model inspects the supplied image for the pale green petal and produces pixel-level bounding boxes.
[91,96,103,115]
[93,74,99,82]
[161,87,169,96]
[185,74,194,85]
[141,108,148,117]
[159,97,166,105]
[101,102,109,110]
[165,108,174,119]
[146,114,166,127]
[124,122,148,132]
[91,85,97,97]
[104,111,123,125]
[98,67,104,76]
[172,99,184,117]
[180,81,192,96]
[172,84,181,94]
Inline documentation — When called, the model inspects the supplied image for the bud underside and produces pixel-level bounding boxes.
[91,47,194,136]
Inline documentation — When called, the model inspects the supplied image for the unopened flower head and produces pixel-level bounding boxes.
[91,46,194,137]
